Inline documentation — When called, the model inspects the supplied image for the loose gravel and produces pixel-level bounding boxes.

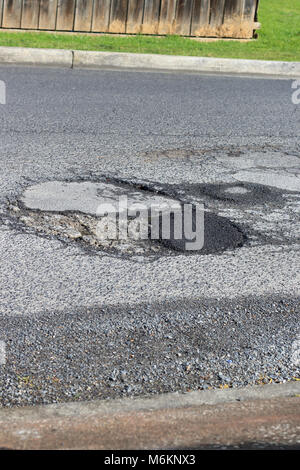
[0,296,299,407]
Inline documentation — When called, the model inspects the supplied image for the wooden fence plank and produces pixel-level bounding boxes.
[222,0,246,38]
[0,0,4,27]
[109,0,127,33]
[2,0,22,28]
[56,0,76,30]
[209,0,225,26]
[126,0,143,33]
[39,0,58,29]
[243,0,256,20]
[158,0,176,34]
[91,0,110,31]
[142,0,160,34]
[174,0,193,35]
[74,0,93,31]
[21,0,40,28]
[240,0,255,38]
[224,0,238,19]
[191,0,210,36]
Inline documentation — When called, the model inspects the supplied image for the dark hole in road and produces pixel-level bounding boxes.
[8,180,246,258]
[180,182,285,206]
[159,208,245,254]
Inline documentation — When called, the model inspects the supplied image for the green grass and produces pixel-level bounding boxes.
[0,0,299,61]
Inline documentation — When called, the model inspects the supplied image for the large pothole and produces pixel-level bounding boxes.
[9,180,246,258]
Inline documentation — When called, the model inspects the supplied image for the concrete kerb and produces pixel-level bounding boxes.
[0,46,300,77]
[0,382,299,449]
[1,381,299,421]
[72,50,300,76]
[0,46,73,67]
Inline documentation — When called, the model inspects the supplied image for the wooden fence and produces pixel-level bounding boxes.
[0,0,259,38]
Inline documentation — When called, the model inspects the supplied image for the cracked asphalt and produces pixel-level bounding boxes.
[0,65,299,406]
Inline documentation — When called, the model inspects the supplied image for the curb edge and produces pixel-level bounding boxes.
[0,46,299,76]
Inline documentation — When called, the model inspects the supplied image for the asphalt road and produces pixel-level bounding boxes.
[0,65,299,406]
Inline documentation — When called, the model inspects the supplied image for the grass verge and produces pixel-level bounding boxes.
[0,0,299,62]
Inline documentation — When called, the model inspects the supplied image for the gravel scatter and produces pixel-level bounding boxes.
[0,295,298,407]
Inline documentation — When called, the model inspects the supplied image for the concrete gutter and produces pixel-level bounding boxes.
[0,382,299,449]
[0,46,300,77]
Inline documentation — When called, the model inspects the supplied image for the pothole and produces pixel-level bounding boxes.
[181,182,286,206]
[8,180,246,258]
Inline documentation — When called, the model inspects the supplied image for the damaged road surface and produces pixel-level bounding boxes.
[0,66,299,408]
[9,179,245,257]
